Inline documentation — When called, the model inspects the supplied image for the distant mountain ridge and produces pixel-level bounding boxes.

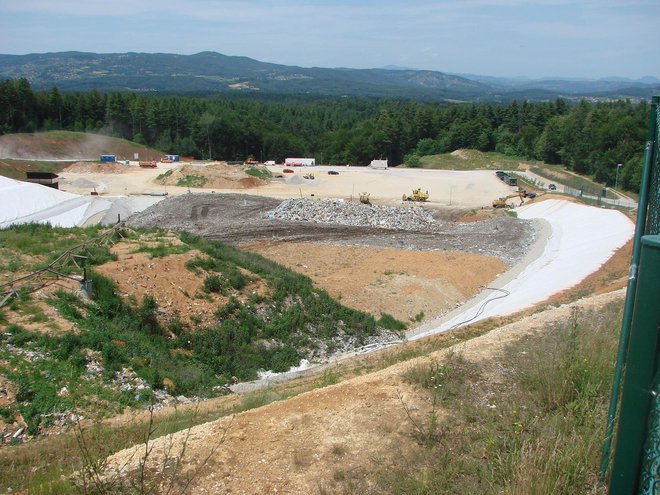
[0,51,658,101]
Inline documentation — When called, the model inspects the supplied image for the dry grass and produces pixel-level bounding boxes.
[329,303,621,494]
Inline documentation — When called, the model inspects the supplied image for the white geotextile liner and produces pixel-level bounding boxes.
[1,176,76,223]
[413,199,635,339]
[0,175,111,228]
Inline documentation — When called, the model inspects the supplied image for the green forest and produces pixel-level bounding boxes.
[0,78,652,191]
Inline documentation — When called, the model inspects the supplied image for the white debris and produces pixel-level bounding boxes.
[267,198,435,231]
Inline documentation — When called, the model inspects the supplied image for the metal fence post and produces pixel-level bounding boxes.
[601,96,659,479]
[608,235,660,493]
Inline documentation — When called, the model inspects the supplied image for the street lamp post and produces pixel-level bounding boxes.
[615,163,622,190]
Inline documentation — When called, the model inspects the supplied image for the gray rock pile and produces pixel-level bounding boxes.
[268,198,436,231]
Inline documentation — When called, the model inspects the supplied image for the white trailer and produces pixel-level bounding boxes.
[285,157,316,167]
[369,159,388,169]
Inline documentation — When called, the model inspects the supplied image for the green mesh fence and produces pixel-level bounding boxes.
[638,97,660,494]
[647,103,660,235]
[605,96,660,494]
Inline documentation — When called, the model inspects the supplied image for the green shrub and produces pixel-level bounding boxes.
[137,295,162,335]
[245,167,272,180]
[203,274,225,294]
[377,313,407,331]
[156,169,173,180]
[224,267,251,290]
[0,405,16,423]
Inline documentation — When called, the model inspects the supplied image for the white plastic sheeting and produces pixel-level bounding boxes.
[1,174,166,229]
[411,199,635,340]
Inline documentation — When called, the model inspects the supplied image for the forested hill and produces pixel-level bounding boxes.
[0,78,651,192]
[0,51,487,99]
[0,51,658,101]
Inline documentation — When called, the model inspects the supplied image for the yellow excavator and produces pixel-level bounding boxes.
[492,192,525,208]
[402,188,429,202]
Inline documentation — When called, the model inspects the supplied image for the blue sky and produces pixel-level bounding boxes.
[0,0,658,79]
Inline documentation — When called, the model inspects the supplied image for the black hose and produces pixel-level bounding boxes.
[448,286,511,330]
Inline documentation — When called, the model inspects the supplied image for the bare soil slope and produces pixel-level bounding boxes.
[0,131,163,161]
[156,162,268,189]
[245,242,505,323]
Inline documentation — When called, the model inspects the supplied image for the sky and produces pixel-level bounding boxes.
[0,0,658,79]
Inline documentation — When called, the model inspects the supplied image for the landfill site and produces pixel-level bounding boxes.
[0,155,637,493]
[1,158,634,329]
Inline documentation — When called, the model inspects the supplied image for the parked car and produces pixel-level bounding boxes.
[283,168,294,174]
[327,170,339,175]
[548,183,557,190]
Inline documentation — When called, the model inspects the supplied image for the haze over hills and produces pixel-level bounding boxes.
[0,51,658,101]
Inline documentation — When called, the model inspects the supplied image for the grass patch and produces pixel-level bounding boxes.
[0,223,116,262]
[419,151,524,171]
[245,167,272,180]
[155,169,173,180]
[377,312,407,331]
[530,165,604,196]
[316,369,341,388]
[132,241,190,258]
[359,303,621,494]
[238,389,284,412]
[176,175,207,188]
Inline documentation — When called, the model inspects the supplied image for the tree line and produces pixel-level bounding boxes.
[0,78,651,191]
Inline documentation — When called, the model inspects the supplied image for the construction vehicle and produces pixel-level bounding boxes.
[359,192,371,205]
[492,192,525,208]
[402,188,429,202]
[139,161,157,168]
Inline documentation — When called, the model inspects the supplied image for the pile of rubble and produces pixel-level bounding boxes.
[268,198,436,231]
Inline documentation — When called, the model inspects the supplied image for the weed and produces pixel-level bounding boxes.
[133,242,190,258]
[330,443,348,457]
[366,303,621,494]
[412,311,425,322]
[316,369,340,388]
[176,175,207,188]
[3,257,22,272]
[73,404,229,494]
[238,389,283,412]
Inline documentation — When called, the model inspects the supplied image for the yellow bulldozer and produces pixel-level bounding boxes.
[402,188,429,202]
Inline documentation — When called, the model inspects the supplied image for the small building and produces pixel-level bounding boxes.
[264,160,276,166]
[100,154,116,163]
[369,159,388,170]
[26,172,59,189]
[285,157,316,167]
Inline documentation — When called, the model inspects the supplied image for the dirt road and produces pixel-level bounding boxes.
[60,162,516,209]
